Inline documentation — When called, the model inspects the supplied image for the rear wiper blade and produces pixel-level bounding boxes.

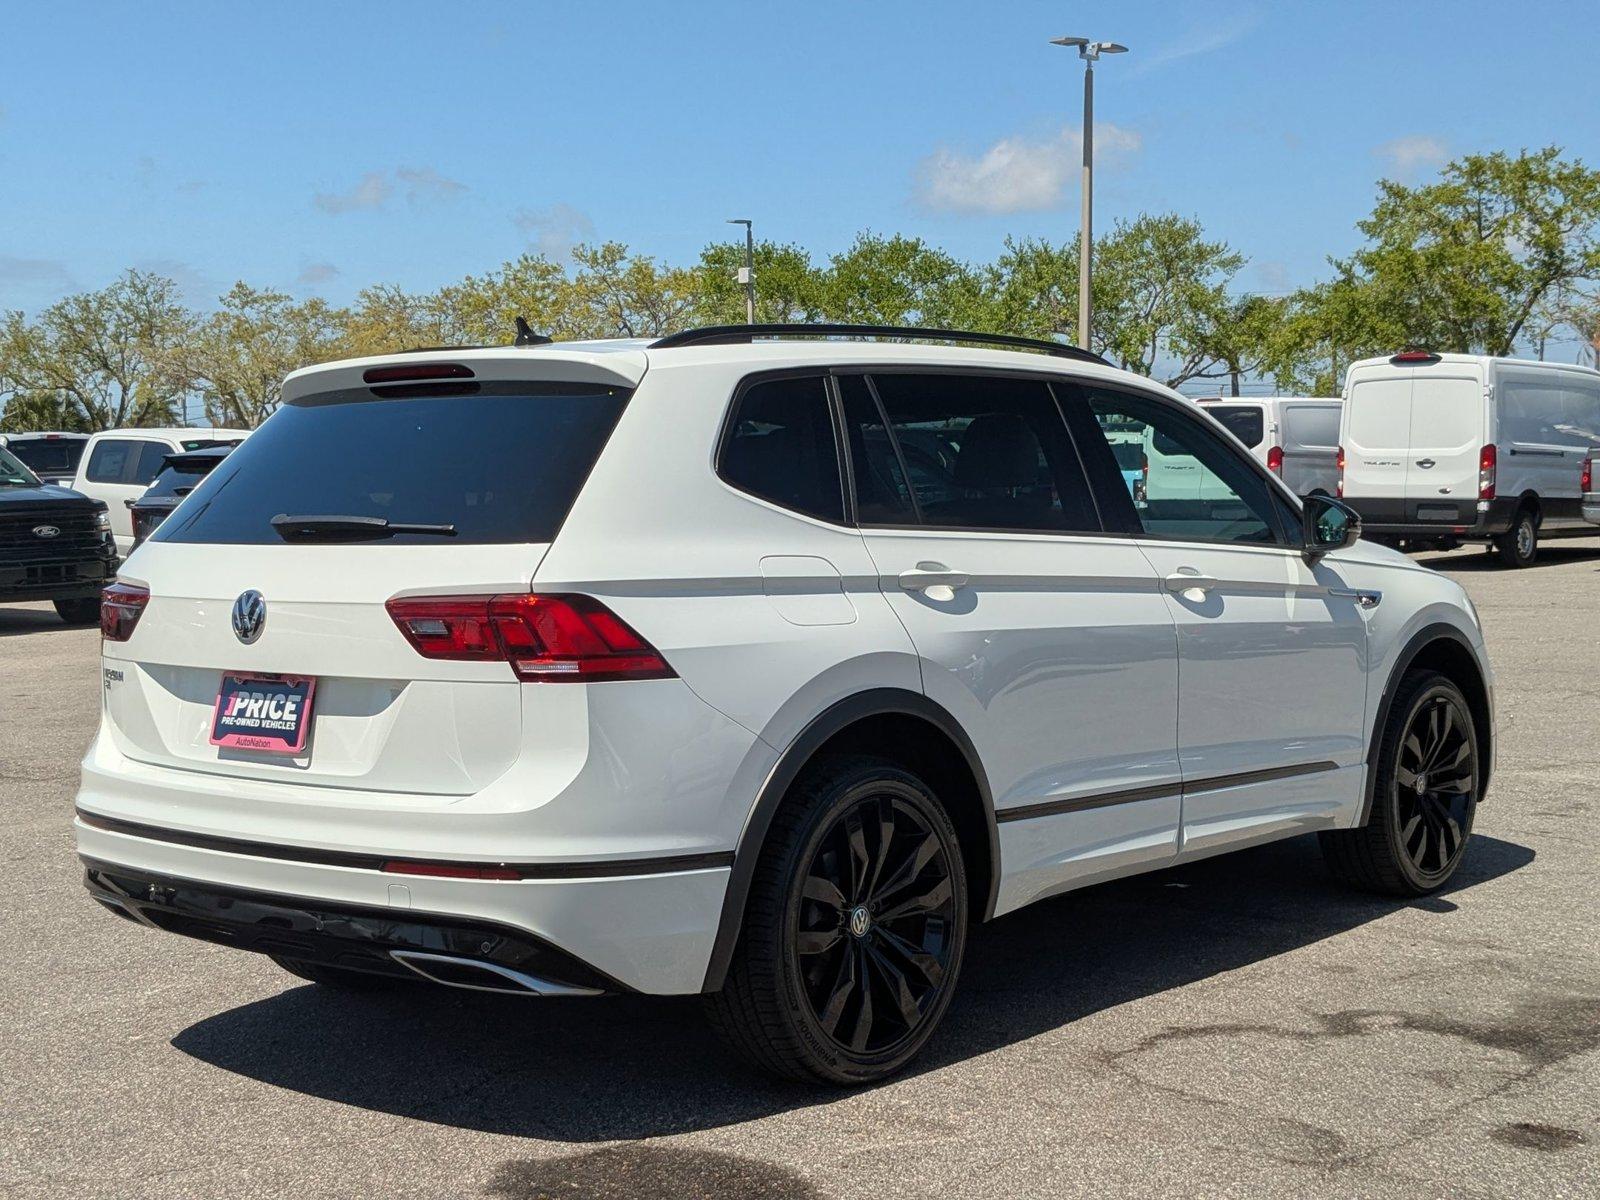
[270,513,458,541]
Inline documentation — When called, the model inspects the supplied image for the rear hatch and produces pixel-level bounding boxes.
[103,351,642,797]
[1345,360,1484,523]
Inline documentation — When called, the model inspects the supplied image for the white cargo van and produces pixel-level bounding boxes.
[1197,397,1342,497]
[71,427,249,555]
[1339,351,1600,566]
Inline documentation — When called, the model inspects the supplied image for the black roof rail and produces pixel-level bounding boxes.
[649,323,1110,366]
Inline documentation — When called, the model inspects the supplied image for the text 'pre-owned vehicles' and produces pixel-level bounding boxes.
[0,443,117,623]
[1197,396,1343,498]
[1338,350,1600,566]
[75,324,1495,1084]
[72,427,250,556]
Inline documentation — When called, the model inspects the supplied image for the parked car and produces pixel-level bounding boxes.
[1339,350,1600,565]
[0,443,117,623]
[0,432,90,487]
[1197,397,1342,497]
[71,428,250,555]
[127,445,237,549]
[75,324,1495,1084]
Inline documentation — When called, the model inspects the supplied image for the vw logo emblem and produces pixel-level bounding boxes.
[32,525,60,539]
[848,905,872,938]
[231,590,266,645]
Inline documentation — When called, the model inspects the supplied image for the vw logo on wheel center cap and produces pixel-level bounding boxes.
[848,905,871,938]
[231,590,266,644]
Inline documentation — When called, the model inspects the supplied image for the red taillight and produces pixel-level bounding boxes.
[361,362,474,385]
[1582,455,1592,494]
[385,593,675,683]
[1479,444,1497,501]
[100,582,149,642]
[1335,445,1345,498]
[381,860,520,881]
[1266,445,1284,475]
[1391,349,1441,364]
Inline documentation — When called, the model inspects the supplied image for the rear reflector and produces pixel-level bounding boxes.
[101,582,150,642]
[381,860,521,881]
[1266,445,1284,475]
[386,593,675,683]
[1479,444,1497,501]
[362,362,475,385]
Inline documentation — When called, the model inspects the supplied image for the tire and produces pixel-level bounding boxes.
[705,755,968,1085]
[1319,671,1479,896]
[1494,507,1538,568]
[269,955,412,991]
[53,596,101,625]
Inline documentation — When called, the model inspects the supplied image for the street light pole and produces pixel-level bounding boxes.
[1051,36,1127,350]
[727,218,755,323]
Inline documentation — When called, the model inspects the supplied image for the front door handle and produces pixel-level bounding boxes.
[1164,569,1219,596]
[898,563,970,601]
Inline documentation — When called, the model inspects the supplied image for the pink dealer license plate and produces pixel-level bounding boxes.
[210,674,316,755]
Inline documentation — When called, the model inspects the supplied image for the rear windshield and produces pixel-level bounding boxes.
[5,438,85,474]
[143,463,216,501]
[1207,406,1264,448]
[157,383,630,546]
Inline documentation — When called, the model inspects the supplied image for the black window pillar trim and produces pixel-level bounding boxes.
[699,688,1001,993]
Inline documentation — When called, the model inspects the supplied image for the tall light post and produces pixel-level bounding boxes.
[1050,36,1127,350]
[727,218,755,324]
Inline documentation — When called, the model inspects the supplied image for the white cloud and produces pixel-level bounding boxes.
[1376,134,1449,176]
[314,167,466,214]
[0,256,74,289]
[314,171,392,214]
[513,203,595,259]
[1139,10,1263,71]
[296,261,340,285]
[396,165,467,203]
[915,123,1141,216]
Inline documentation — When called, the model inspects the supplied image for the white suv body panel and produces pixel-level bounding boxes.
[75,339,1494,996]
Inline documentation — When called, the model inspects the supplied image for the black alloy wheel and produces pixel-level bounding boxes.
[1319,671,1479,895]
[705,756,968,1084]
[792,790,958,1057]
[1391,691,1476,881]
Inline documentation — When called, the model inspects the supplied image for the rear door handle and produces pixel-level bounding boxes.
[898,563,970,601]
[1416,458,1436,469]
[1164,569,1219,595]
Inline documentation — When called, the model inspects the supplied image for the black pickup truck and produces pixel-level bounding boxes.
[1,443,118,624]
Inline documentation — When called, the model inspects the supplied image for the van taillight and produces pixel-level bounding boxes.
[385,593,675,683]
[100,582,150,642]
[1266,445,1284,475]
[1479,445,1497,501]
[1335,445,1345,497]
[1582,455,1592,494]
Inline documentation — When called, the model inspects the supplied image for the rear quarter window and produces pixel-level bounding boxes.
[157,382,630,546]
[1284,404,1340,450]
[1206,406,1265,449]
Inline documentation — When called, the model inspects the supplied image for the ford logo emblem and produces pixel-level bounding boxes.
[231,590,266,645]
[32,525,60,539]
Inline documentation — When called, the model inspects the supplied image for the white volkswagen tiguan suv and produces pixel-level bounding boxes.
[75,324,1495,1084]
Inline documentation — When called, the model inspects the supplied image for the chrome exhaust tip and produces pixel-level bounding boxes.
[389,950,602,997]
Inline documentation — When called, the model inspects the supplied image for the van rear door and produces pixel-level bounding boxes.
[1343,373,1412,501]
[1406,369,1485,524]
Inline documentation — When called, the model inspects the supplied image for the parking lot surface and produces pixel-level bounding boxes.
[3,542,1597,1199]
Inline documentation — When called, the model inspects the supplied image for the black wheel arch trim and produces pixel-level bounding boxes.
[700,688,1000,993]
[1358,621,1492,826]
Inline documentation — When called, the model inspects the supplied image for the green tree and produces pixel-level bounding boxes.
[177,283,348,428]
[693,239,825,324]
[569,242,699,337]
[0,270,194,430]
[1339,147,1600,356]
[818,234,985,327]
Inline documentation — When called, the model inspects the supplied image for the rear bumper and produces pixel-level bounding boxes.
[1344,496,1518,539]
[1584,494,1600,526]
[75,814,732,994]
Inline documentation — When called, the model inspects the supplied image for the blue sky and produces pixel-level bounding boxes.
[4,0,1599,315]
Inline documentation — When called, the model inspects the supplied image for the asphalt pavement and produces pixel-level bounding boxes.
[2,541,1597,1199]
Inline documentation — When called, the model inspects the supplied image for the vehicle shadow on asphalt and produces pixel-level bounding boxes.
[1414,542,1600,572]
[171,832,1534,1140]
[0,607,78,637]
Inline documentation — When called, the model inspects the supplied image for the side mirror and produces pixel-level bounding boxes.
[1302,494,1361,560]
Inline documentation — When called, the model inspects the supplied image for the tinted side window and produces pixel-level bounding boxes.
[1077,388,1282,545]
[864,374,1100,534]
[719,375,844,523]
[130,441,172,486]
[86,438,140,484]
[837,374,916,524]
[1206,406,1264,448]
